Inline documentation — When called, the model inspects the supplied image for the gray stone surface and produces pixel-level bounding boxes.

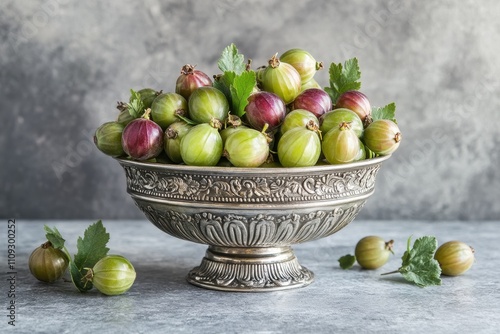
[2,220,498,333]
[1,0,500,220]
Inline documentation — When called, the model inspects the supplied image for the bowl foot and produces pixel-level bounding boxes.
[187,245,314,292]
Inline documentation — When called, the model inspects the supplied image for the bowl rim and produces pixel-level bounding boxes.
[115,155,391,174]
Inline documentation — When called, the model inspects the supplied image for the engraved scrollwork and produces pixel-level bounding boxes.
[138,202,365,247]
[122,164,381,203]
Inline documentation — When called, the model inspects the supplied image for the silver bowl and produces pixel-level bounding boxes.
[116,155,390,292]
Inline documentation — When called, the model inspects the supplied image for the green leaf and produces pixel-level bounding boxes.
[213,72,236,106]
[401,235,412,266]
[343,58,362,88]
[70,220,110,292]
[127,89,145,118]
[44,225,65,250]
[338,254,356,270]
[399,236,442,287]
[327,58,361,104]
[229,71,256,118]
[372,102,397,123]
[218,43,246,75]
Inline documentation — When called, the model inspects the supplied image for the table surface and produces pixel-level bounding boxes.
[2,220,499,333]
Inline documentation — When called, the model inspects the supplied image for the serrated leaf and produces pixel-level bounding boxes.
[213,72,235,106]
[401,235,412,265]
[44,225,65,250]
[341,81,362,93]
[71,220,110,292]
[230,71,256,118]
[328,62,342,85]
[400,265,442,287]
[372,102,397,123]
[127,89,145,118]
[343,58,361,86]
[399,236,442,287]
[70,261,92,292]
[327,58,362,105]
[338,254,356,269]
[218,43,246,74]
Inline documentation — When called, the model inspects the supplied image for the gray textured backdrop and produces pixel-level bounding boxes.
[1,0,499,220]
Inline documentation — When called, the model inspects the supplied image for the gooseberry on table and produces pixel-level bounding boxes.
[434,241,475,276]
[29,241,69,283]
[355,236,394,270]
[83,255,136,296]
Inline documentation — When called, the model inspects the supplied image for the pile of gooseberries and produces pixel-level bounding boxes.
[94,47,402,167]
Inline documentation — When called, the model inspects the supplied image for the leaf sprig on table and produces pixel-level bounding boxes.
[381,236,442,287]
[44,220,110,292]
[69,221,110,292]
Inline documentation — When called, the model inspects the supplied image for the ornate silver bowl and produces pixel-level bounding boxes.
[117,155,390,292]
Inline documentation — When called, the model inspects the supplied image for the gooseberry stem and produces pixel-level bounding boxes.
[82,268,94,287]
[261,123,269,134]
[209,117,222,130]
[339,122,352,130]
[268,53,280,68]
[41,241,52,249]
[306,120,322,140]
[62,245,72,264]
[116,101,128,112]
[142,108,152,120]
[181,64,196,75]
[386,240,395,255]
[166,128,178,140]
[227,114,242,128]
[394,132,402,143]
[245,59,252,71]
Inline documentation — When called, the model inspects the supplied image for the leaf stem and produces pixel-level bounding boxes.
[62,245,72,263]
[380,270,400,276]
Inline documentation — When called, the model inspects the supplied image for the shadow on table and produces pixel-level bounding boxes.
[133,261,195,291]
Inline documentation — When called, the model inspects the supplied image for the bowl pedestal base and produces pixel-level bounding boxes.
[187,245,314,292]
